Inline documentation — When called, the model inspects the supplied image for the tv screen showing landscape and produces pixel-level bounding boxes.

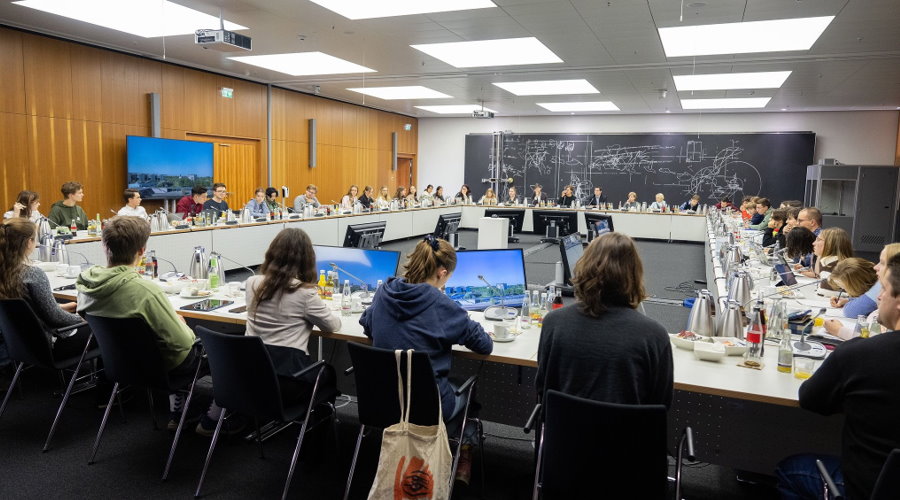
[126,136,214,200]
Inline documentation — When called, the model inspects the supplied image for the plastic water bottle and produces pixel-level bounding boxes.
[341,280,351,317]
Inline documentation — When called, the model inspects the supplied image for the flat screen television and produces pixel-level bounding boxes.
[558,233,585,286]
[532,210,578,238]
[126,136,214,200]
[483,209,525,233]
[444,249,527,310]
[433,213,461,241]
[584,213,614,237]
[343,221,387,249]
[313,245,401,293]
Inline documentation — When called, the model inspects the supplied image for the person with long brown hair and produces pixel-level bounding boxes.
[4,190,43,222]
[536,232,673,408]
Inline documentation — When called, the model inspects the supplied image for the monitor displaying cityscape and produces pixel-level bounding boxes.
[313,245,401,293]
[126,136,214,200]
[445,249,527,310]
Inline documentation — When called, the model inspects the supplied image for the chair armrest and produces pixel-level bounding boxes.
[682,427,695,461]
[454,375,477,396]
[289,360,326,380]
[816,460,844,500]
[344,365,354,375]
[524,403,542,433]
[55,320,88,336]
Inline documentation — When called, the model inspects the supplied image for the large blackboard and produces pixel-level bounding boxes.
[464,132,816,206]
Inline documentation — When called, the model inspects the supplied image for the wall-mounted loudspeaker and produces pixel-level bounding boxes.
[149,93,161,138]
[391,132,398,171]
[309,118,317,168]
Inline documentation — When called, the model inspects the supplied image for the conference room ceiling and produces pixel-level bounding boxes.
[2,0,899,118]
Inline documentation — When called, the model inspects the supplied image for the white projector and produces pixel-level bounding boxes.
[195,29,251,51]
[472,110,494,119]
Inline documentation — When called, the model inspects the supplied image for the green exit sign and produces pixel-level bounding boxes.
[403,123,412,131]
[220,87,234,98]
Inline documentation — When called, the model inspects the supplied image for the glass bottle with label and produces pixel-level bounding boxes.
[317,270,327,299]
[552,290,564,310]
[744,302,765,367]
[530,290,541,323]
[777,327,793,373]
[324,271,334,300]
[854,315,870,339]
[207,256,220,289]
[537,292,549,328]
[341,281,352,317]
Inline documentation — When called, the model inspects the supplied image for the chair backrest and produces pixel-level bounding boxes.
[195,327,284,420]
[347,343,442,428]
[0,299,57,368]
[84,314,169,388]
[540,390,668,498]
[872,448,900,500]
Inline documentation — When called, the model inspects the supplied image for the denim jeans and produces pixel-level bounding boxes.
[776,454,844,499]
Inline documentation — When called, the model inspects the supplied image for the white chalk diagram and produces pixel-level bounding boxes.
[491,137,761,200]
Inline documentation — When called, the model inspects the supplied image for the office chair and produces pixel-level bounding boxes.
[525,390,694,499]
[194,327,335,500]
[342,342,483,500]
[0,299,100,451]
[817,448,900,500]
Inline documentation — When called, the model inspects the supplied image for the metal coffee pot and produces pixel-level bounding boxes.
[727,270,755,307]
[188,246,208,279]
[686,289,717,337]
[719,299,746,339]
[240,207,253,224]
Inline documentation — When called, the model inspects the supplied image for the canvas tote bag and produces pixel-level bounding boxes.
[367,349,451,500]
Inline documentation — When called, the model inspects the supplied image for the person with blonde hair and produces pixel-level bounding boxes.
[479,187,498,205]
[375,186,391,209]
[798,227,853,281]
[537,232,673,409]
[648,193,667,211]
[340,185,358,211]
[824,243,900,337]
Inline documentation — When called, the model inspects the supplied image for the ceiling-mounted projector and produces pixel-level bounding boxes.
[472,110,494,119]
[195,29,251,51]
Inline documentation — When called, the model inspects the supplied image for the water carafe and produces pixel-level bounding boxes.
[727,270,755,307]
[719,299,746,339]
[188,246,208,279]
[686,289,717,337]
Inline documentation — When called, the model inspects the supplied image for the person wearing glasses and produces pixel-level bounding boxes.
[293,184,321,211]
[203,183,229,213]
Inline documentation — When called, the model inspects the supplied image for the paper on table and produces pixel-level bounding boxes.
[795,299,842,317]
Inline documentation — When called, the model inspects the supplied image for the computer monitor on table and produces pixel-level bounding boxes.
[343,221,387,249]
[444,249,527,311]
[313,245,400,293]
[433,213,461,241]
[558,233,585,286]
[584,213,614,241]
[483,209,525,243]
[533,210,578,240]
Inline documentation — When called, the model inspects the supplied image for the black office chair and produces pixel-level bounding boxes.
[0,299,100,451]
[84,314,204,481]
[193,327,335,500]
[342,342,482,500]
[525,390,694,499]
[817,448,900,500]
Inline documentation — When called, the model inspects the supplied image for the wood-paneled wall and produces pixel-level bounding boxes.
[0,27,417,217]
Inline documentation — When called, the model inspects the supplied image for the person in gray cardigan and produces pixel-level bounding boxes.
[536,232,673,408]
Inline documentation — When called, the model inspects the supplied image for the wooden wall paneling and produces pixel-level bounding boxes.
[342,105,360,148]
[315,99,339,146]
[181,71,219,134]
[0,29,26,114]
[212,75,237,137]
[99,50,159,127]
[232,79,267,139]
[275,140,310,191]
[213,141,262,204]
[22,34,73,119]
[0,113,29,209]
[161,65,186,131]
[69,44,103,123]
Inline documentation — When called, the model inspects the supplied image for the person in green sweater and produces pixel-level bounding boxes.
[76,216,214,431]
[48,181,88,231]
[748,197,774,230]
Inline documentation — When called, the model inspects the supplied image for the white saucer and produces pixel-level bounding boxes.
[492,336,516,343]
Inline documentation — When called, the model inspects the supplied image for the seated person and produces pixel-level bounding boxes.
[648,193,667,211]
[245,188,269,217]
[264,187,280,212]
[680,194,701,212]
[375,186,392,209]
[203,183,229,214]
[394,186,408,206]
[776,253,900,500]
[176,185,208,217]
[748,198,773,230]
[558,185,575,207]
[798,207,824,236]
[623,192,639,211]
[340,185,358,211]
[406,185,419,205]
[585,186,608,207]
[798,228,852,284]
[827,243,900,321]
[741,196,757,221]
[48,181,88,230]
[4,190,43,223]
[530,184,549,206]
[785,226,816,268]
[358,186,374,209]
[455,185,473,205]
[761,209,786,249]
[117,189,148,220]
[713,196,733,210]
[783,206,801,235]
[75,216,211,432]
[245,228,341,406]
[420,185,435,204]
[504,186,518,205]
[360,236,492,484]
[0,218,91,363]
[434,186,445,204]
[293,184,320,211]
[537,232,673,408]
[479,188,498,205]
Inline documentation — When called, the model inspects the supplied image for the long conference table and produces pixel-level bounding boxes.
[48,205,844,475]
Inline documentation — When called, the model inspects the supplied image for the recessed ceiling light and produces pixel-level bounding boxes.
[229,52,375,76]
[308,0,496,20]
[13,0,247,38]
[673,71,792,91]
[493,79,599,96]
[411,37,562,68]
[415,104,496,114]
[681,97,771,109]
[537,101,619,112]
[346,86,452,100]
[659,16,834,57]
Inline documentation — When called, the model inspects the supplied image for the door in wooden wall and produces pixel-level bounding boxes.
[396,156,414,190]
[214,142,261,208]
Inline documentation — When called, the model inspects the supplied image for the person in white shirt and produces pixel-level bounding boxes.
[117,189,148,219]
[340,185,359,211]
[4,190,43,223]
[648,193,667,211]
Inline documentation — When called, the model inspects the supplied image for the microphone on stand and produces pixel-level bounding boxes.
[794,308,828,357]
[65,249,92,267]
[214,252,256,290]
[154,255,183,281]
[478,274,517,321]
[329,262,372,304]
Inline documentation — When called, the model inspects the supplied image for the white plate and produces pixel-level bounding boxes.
[180,291,212,299]
[713,337,749,356]
[669,333,705,350]
[492,336,516,343]
[693,342,726,362]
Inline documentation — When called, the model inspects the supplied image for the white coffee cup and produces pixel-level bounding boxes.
[227,281,242,297]
[56,263,69,276]
[494,323,511,340]
[331,293,343,311]
[65,265,81,278]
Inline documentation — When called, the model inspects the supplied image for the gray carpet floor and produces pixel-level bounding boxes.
[0,230,780,499]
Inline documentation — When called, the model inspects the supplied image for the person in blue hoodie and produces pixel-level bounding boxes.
[360,235,492,485]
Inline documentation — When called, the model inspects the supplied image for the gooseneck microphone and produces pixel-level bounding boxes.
[214,252,256,289]
[478,274,517,321]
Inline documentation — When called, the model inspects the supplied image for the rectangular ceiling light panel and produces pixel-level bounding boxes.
[14,0,247,38]
[681,97,771,109]
[537,101,619,112]
[493,79,599,96]
[673,71,792,91]
[308,0,496,20]
[415,105,497,114]
[411,37,562,68]
[659,16,834,57]
[229,52,376,76]
[347,86,451,100]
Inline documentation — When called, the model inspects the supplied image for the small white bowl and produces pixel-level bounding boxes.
[693,341,726,362]
[669,333,704,351]
[714,337,749,356]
